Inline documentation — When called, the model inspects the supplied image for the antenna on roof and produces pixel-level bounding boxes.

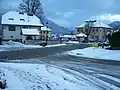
[9,4,12,11]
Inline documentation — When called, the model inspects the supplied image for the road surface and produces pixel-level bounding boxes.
[1,44,120,90]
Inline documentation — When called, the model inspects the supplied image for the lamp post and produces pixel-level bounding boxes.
[46,22,48,44]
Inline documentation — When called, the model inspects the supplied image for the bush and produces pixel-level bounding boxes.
[90,43,98,48]
[109,31,120,49]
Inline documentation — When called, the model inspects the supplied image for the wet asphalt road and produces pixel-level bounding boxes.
[1,44,120,90]
[0,44,88,60]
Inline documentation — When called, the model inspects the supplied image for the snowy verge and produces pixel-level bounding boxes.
[0,62,98,90]
[68,47,120,61]
[66,41,79,44]
[0,41,66,52]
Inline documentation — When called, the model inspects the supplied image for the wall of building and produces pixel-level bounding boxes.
[76,27,109,41]
[3,25,22,40]
[40,30,52,40]
[2,25,41,40]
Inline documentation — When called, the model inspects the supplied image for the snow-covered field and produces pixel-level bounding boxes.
[69,47,120,61]
[0,41,66,51]
[0,62,99,90]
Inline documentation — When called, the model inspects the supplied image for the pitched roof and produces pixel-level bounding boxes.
[75,23,85,28]
[41,27,52,31]
[76,33,87,37]
[93,20,111,28]
[59,35,76,38]
[76,20,111,29]
[22,29,40,36]
[2,11,43,27]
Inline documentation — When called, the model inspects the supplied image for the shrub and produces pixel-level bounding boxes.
[109,31,120,49]
[90,42,98,48]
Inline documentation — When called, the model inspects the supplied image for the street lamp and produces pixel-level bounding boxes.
[46,22,49,44]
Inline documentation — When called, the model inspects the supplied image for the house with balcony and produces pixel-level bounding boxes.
[1,11,43,43]
[76,20,112,41]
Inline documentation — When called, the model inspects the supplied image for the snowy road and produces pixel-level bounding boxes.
[4,52,120,90]
[1,44,120,90]
[0,63,100,90]
[38,53,120,90]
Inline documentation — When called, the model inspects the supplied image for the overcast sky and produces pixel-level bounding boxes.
[0,0,120,28]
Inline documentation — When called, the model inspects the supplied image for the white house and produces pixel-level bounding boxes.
[1,11,43,42]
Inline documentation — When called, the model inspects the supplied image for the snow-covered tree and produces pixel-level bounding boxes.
[19,0,45,24]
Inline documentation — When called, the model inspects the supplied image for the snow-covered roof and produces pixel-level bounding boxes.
[75,24,85,28]
[60,35,76,38]
[75,20,111,29]
[22,29,40,36]
[2,11,43,27]
[76,33,87,37]
[93,20,111,28]
[41,27,52,31]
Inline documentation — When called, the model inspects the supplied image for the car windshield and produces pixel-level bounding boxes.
[0,0,120,90]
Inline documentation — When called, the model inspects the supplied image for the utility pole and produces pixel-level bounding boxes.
[9,4,12,11]
[46,22,49,44]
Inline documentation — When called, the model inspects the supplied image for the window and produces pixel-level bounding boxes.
[27,13,33,16]
[95,36,98,40]
[20,19,25,21]
[8,18,14,20]
[91,35,94,39]
[23,27,28,29]
[43,31,46,34]
[96,28,98,32]
[11,36,13,38]
[9,26,15,31]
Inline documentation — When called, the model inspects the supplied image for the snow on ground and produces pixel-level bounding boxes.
[0,41,66,51]
[66,41,79,44]
[0,62,99,90]
[69,47,120,61]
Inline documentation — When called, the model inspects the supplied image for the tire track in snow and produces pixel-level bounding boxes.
[1,67,51,90]
[78,68,120,90]
[57,65,120,90]
[45,65,106,90]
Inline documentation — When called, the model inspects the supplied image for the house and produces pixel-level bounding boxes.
[59,35,76,41]
[40,27,52,40]
[1,11,43,43]
[76,20,112,41]
[76,33,87,42]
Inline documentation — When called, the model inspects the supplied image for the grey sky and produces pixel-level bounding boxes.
[0,0,120,28]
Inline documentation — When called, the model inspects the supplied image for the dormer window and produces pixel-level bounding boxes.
[19,12,24,15]
[8,18,14,20]
[20,19,25,21]
[27,12,33,16]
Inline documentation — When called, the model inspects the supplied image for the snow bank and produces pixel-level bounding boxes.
[69,47,120,61]
[0,63,98,90]
[66,41,79,44]
[0,41,66,51]
[3,40,25,47]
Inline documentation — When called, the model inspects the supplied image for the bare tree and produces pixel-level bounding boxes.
[19,0,45,24]
[84,20,96,41]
